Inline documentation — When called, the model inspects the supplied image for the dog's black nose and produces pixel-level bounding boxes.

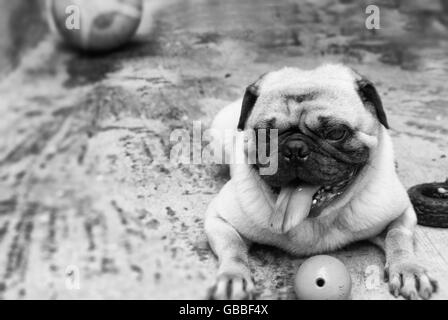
[283,140,310,161]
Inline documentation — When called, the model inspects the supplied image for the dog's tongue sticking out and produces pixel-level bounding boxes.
[269,185,320,234]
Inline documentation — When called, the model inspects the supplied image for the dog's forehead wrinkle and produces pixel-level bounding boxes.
[285,92,318,103]
[318,115,349,126]
[264,84,358,110]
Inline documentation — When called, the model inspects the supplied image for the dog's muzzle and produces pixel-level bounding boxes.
[282,139,310,162]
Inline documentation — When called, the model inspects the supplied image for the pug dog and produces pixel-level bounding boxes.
[205,64,437,300]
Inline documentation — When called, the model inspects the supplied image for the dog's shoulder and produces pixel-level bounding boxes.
[210,99,242,134]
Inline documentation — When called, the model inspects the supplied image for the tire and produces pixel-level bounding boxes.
[408,180,448,228]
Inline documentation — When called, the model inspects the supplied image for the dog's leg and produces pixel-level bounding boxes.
[205,214,254,300]
[370,205,437,299]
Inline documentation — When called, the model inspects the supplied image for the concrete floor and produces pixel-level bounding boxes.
[0,0,447,299]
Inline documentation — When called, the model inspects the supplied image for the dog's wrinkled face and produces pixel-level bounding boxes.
[239,64,388,211]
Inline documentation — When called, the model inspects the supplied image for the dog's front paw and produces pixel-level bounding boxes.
[207,273,255,300]
[385,260,438,299]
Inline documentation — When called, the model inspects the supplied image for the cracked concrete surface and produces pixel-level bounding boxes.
[0,0,447,299]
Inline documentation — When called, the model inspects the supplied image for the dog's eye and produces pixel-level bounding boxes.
[325,127,348,141]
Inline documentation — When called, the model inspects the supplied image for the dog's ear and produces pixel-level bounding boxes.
[356,78,389,129]
[237,75,266,131]
[237,84,259,130]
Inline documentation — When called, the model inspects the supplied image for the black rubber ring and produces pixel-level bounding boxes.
[408,180,448,228]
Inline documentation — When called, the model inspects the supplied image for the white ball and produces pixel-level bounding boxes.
[294,255,352,300]
[51,0,143,51]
